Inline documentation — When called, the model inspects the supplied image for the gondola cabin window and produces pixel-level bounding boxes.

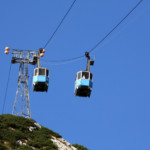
[90,73,93,81]
[39,68,45,75]
[46,69,49,76]
[82,72,89,79]
[34,69,38,76]
[34,68,49,77]
[78,72,82,79]
[76,71,93,80]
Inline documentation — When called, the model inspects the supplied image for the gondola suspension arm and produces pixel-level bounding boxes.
[85,52,94,72]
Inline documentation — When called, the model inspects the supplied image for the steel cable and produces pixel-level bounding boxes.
[43,0,77,49]
[42,0,144,64]
[2,63,12,114]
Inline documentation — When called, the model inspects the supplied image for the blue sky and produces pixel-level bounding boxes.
[0,0,150,150]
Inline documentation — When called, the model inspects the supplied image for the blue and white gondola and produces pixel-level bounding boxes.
[75,71,93,97]
[33,67,49,92]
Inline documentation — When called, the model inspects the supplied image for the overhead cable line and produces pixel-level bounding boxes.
[42,0,143,64]
[94,2,150,53]
[41,55,84,66]
[89,0,143,53]
[43,0,77,49]
[2,63,12,114]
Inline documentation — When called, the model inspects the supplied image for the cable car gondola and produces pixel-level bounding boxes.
[75,52,94,97]
[33,67,49,92]
[75,71,93,97]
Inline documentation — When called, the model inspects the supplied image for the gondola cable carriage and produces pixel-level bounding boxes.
[33,48,49,92]
[75,52,94,97]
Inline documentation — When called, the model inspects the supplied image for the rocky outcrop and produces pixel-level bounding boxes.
[51,136,77,150]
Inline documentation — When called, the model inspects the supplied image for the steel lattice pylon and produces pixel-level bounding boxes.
[11,49,39,118]
[12,62,31,117]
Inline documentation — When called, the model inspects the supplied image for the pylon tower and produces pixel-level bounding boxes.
[9,49,39,118]
[12,61,31,117]
[4,47,45,118]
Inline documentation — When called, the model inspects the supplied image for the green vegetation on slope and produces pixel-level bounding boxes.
[0,114,88,150]
[0,114,61,150]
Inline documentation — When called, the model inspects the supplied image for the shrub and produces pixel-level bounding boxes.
[72,144,88,150]
[0,114,87,150]
[0,144,8,150]
[0,114,59,149]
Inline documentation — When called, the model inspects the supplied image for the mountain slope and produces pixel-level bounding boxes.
[0,114,87,150]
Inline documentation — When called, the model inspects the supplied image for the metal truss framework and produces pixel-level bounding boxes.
[12,49,39,118]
